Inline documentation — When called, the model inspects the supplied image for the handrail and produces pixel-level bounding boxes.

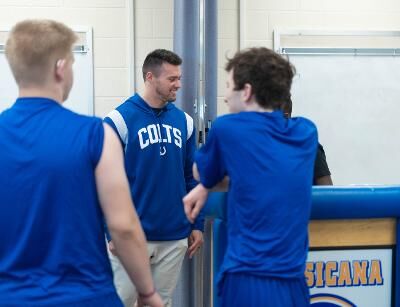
[203,186,400,220]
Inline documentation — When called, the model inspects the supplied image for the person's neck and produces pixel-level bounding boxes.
[19,87,63,104]
[244,100,273,113]
[141,90,168,109]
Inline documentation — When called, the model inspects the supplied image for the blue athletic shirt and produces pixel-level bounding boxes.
[104,94,203,241]
[195,111,317,291]
[0,98,121,306]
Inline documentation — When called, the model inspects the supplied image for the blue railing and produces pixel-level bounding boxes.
[203,186,400,307]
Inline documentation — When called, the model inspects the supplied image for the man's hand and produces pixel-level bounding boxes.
[137,291,164,307]
[187,230,204,259]
[108,240,117,256]
[183,184,209,223]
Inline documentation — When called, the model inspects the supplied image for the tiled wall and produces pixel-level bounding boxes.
[134,0,174,94]
[3,0,400,117]
[0,0,129,117]
[217,0,400,114]
[242,0,400,49]
[217,0,239,115]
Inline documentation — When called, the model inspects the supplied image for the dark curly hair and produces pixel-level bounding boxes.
[225,47,295,110]
[142,49,182,81]
[280,95,293,118]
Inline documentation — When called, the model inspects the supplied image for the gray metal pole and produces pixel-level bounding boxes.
[173,0,200,117]
[204,0,218,124]
[173,0,217,306]
[201,2,218,306]
[173,1,200,307]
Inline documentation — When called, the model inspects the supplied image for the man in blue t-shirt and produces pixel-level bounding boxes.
[0,19,162,307]
[184,47,318,307]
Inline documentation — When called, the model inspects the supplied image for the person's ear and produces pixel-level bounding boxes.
[242,83,253,102]
[55,59,66,81]
[145,71,153,82]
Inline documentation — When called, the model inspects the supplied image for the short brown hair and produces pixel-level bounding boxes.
[142,49,182,81]
[225,47,295,110]
[281,95,293,118]
[5,19,77,87]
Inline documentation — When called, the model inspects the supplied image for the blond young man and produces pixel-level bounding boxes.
[0,19,162,307]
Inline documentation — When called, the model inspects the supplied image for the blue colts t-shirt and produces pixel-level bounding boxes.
[0,98,121,306]
[195,111,318,290]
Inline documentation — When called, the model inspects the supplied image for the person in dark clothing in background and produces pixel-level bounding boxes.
[281,97,333,185]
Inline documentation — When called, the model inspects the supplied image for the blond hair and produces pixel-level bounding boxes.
[5,19,77,87]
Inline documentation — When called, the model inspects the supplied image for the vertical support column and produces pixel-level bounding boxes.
[201,2,218,306]
[173,0,200,117]
[204,0,218,126]
[173,1,218,306]
[173,2,200,307]
[212,218,228,307]
[395,219,400,306]
[127,0,135,93]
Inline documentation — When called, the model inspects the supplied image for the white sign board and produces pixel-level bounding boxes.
[307,249,393,306]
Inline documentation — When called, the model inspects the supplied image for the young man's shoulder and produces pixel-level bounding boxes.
[115,95,138,113]
[167,102,191,117]
[163,104,195,132]
[295,115,316,125]
[289,117,318,147]
[104,95,140,123]
[291,116,317,131]
[210,113,247,131]
[166,105,195,140]
[212,113,236,125]
[54,103,103,127]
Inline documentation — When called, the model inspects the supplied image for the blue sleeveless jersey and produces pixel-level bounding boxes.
[0,98,121,306]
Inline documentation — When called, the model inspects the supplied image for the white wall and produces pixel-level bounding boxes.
[134,0,238,115]
[133,0,238,115]
[0,0,130,117]
[241,0,400,49]
[235,0,400,184]
[217,0,239,115]
[4,0,400,119]
[134,0,174,93]
[214,0,400,115]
